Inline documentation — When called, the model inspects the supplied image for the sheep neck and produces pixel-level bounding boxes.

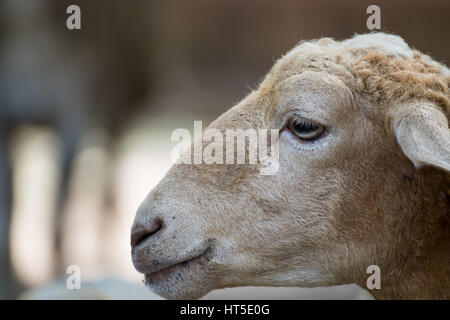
[364,235,450,300]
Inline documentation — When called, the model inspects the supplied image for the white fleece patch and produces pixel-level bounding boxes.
[343,33,414,58]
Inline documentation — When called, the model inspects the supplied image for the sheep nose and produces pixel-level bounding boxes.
[130,218,163,249]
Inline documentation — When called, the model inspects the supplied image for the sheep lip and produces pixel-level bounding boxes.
[144,245,213,279]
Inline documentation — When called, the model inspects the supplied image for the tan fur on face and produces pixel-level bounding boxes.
[132,33,449,299]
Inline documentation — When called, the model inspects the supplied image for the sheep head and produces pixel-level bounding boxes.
[131,33,449,299]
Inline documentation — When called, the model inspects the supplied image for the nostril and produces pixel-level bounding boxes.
[131,218,163,249]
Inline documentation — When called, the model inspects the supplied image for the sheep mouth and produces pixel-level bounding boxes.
[144,244,214,286]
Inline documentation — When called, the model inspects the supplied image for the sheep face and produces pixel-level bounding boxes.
[131,33,450,299]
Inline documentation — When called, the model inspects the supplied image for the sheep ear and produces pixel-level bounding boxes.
[390,101,450,172]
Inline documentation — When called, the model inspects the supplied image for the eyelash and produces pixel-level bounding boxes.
[286,117,326,141]
[291,117,318,130]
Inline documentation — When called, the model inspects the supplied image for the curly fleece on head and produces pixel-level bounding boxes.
[343,33,449,117]
[350,50,449,115]
[271,33,450,118]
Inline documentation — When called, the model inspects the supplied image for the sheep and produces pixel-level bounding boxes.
[131,33,450,300]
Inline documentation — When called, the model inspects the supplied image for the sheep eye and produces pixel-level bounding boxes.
[288,118,325,141]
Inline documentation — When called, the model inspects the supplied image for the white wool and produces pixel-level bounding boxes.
[342,33,414,58]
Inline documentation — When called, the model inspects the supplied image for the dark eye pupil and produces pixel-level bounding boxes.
[288,118,325,141]
[293,121,318,133]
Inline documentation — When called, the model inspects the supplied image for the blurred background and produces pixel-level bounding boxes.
[0,0,449,299]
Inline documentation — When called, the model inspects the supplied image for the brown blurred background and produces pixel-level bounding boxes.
[0,0,449,299]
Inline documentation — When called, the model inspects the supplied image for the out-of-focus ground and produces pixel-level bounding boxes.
[1,0,449,299]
